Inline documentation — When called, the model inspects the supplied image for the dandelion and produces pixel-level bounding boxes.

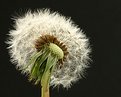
[7,9,91,97]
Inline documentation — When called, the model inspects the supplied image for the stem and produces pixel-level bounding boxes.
[41,84,50,97]
[41,69,50,97]
[41,54,58,97]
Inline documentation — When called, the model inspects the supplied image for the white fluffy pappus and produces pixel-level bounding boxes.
[7,9,91,88]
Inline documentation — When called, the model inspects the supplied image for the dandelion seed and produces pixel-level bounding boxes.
[7,9,91,97]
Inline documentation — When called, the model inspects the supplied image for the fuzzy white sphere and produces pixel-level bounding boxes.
[7,9,91,88]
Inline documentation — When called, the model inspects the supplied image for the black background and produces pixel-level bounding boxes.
[1,0,121,97]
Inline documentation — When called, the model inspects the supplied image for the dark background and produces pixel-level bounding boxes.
[1,0,121,97]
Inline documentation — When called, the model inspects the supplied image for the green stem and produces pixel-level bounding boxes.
[41,87,50,97]
[41,87,49,97]
[41,54,58,97]
[41,70,50,97]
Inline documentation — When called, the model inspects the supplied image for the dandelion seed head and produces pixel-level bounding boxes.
[7,9,91,88]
